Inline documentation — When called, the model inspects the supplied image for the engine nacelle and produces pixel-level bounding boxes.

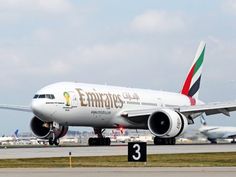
[147,109,188,138]
[30,116,68,139]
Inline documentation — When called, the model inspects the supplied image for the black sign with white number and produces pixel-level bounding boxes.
[128,142,147,162]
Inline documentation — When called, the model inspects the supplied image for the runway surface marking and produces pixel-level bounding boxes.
[1,144,236,159]
[0,167,236,177]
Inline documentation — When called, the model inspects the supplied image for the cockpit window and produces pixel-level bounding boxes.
[45,94,55,99]
[33,95,39,99]
[38,94,46,98]
[33,94,55,99]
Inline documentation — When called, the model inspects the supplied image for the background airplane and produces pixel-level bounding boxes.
[0,129,18,145]
[199,116,236,144]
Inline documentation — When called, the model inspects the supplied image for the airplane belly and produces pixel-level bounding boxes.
[51,106,116,127]
[206,131,223,139]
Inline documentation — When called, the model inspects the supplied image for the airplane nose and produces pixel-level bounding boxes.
[31,100,44,117]
[31,99,55,122]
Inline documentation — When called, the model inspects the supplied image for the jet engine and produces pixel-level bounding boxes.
[30,116,68,140]
[147,109,188,138]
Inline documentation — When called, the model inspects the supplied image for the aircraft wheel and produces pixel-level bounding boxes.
[154,137,176,145]
[88,138,96,146]
[49,138,54,146]
[54,139,60,146]
[105,137,111,146]
[170,138,176,145]
[154,137,164,145]
[88,138,111,146]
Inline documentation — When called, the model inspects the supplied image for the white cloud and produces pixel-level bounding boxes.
[32,28,53,43]
[0,0,75,25]
[130,10,185,33]
[73,43,147,64]
[37,0,73,13]
[222,0,236,15]
[48,60,71,74]
[0,0,73,14]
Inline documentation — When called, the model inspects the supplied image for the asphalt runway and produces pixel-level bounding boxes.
[0,167,236,177]
[1,143,236,159]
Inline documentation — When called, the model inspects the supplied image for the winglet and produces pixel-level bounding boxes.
[181,41,206,99]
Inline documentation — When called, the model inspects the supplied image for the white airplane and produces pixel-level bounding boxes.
[1,41,236,146]
[199,116,236,144]
[0,129,19,145]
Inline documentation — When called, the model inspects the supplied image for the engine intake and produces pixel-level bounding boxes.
[147,109,188,138]
[30,116,68,139]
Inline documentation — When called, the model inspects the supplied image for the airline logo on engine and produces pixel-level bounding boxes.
[76,88,124,109]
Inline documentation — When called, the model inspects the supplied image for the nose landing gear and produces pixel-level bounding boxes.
[48,128,60,146]
[49,137,60,146]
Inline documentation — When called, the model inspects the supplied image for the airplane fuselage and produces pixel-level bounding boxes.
[199,126,236,139]
[31,82,202,129]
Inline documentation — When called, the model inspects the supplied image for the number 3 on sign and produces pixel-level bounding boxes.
[128,142,147,162]
[132,143,141,160]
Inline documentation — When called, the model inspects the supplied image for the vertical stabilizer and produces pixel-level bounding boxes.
[181,41,206,99]
[14,129,19,138]
[200,115,207,126]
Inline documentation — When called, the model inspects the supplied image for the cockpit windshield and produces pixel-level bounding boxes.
[33,94,55,99]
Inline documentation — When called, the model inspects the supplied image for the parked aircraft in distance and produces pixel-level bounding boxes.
[1,41,236,146]
[199,116,236,144]
[0,129,18,145]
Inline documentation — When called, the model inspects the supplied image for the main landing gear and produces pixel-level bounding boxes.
[154,137,176,145]
[88,128,111,146]
[231,139,236,144]
[208,138,217,144]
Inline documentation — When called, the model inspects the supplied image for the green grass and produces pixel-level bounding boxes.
[1,152,236,168]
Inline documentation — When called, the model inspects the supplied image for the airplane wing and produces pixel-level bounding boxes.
[120,101,236,123]
[200,127,219,132]
[222,132,236,139]
[0,104,32,112]
[179,101,236,117]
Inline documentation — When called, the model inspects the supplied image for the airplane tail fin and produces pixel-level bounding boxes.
[181,41,206,99]
[200,115,207,126]
[14,129,19,138]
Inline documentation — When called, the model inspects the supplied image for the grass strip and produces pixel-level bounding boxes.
[1,152,236,168]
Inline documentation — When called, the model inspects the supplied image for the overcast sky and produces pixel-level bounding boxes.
[1,0,236,135]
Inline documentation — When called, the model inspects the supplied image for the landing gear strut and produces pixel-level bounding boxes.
[208,138,217,144]
[48,129,60,146]
[231,139,236,144]
[154,137,176,145]
[88,128,111,146]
